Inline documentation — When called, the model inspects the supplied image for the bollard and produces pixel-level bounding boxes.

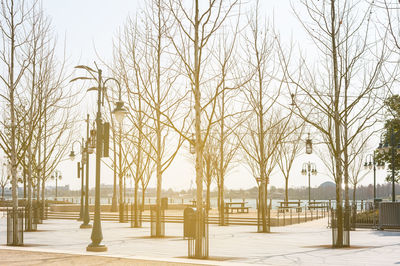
[277,209,279,226]
[298,208,300,224]
[305,208,307,222]
[283,208,286,226]
[290,208,293,225]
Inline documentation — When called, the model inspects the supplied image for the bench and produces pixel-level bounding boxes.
[278,201,302,213]
[225,202,250,214]
[308,201,327,210]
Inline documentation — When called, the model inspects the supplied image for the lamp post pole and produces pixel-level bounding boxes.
[81,114,92,229]
[87,68,107,251]
[308,167,311,204]
[301,162,317,205]
[79,138,85,221]
[364,154,377,200]
[390,128,396,202]
[51,170,61,201]
[377,129,398,202]
[119,122,124,222]
[73,64,127,252]
[374,159,377,200]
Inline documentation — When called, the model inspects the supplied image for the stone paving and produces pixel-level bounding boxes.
[0,214,399,265]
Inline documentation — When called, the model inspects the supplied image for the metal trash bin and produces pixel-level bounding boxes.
[184,207,196,238]
[184,207,208,258]
[379,202,400,230]
[161,197,168,210]
[7,208,24,246]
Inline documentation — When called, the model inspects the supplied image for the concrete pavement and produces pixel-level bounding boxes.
[0,214,399,265]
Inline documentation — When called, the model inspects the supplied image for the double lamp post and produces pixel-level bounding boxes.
[72,64,127,252]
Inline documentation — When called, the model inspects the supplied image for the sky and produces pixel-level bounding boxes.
[40,0,388,192]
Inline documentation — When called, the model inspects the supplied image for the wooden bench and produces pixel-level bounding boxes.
[225,202,250,214]
[308,201,327,210]
[278,200,302,213]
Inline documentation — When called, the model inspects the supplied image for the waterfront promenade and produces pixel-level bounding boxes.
[0,214,399,265]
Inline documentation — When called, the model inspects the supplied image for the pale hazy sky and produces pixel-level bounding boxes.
[41,0,387,191]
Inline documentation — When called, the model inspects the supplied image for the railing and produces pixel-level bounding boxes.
[47,209,325,226]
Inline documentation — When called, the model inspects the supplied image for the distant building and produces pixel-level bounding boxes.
[319,181,336,189]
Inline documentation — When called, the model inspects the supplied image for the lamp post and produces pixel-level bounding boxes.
[364,154,385,200]
[73,64,126,252]
[51,170,62,201]
[377,128,399,202]
[301,162,317,205]
[82,115,95,229]
[70,116,94,228]
[118,120,124,223]
[70,139,85,221]
[305,133,313,154]
[113,79,127,223]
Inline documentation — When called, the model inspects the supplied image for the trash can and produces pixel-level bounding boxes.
[184,207,208,258]
[184,207,196,238]
[161,197,168,210]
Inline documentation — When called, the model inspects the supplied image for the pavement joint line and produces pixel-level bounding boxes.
[0,245,250,265]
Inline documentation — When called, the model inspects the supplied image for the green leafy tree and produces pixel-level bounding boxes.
[376,95,400,184]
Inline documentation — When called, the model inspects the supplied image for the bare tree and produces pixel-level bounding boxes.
[110,1,186,235]
[280,0,390,247]
[239,2,294,232]
[165,0,240,256]
[277,121,305,203]
[0,0,38,242]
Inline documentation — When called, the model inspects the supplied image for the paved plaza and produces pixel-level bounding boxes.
[0,215,399,265]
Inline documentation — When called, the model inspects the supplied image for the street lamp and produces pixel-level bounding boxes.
[305,133,313,154]
[189,133,195,154]
[81,115,94,229]
[364,153,384,200]
[73,63,126,252]
[301,162,317,205]
[51,170,62,201]
[70,139,85,221]
[69,116,94,229]
[377,128,399,202]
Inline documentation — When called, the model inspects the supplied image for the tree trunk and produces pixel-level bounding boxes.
[285,178,289,203]
[141,184,145,212]
[155,0,163,237]
[134,180,139,227]
[206,182,211,212]
[331,0,343,247]
[219,88,225,225]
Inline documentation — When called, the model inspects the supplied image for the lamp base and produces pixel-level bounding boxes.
[80,223,92,229]
[87,243,107,252]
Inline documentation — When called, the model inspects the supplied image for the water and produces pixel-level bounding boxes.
[47,196,371,210]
